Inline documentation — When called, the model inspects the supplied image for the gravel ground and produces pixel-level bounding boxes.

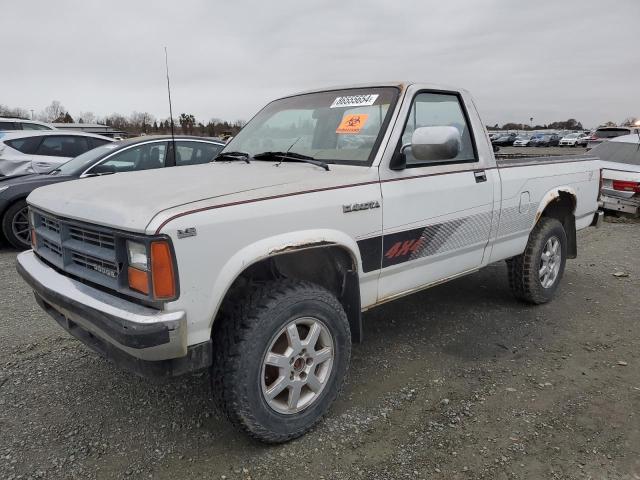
[1,219,639,480]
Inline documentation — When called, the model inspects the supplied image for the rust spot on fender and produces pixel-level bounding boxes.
[269,240,335,256]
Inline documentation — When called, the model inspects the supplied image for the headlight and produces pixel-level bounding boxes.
[127,240,148,270]
[126,239,177,299]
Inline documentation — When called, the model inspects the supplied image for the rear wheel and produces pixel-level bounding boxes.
[507,217,567,304]
[2,199,31,250]
[211,279,351,443]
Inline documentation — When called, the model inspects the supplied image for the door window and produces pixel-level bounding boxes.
[401,92,477,166]
[0,121,19,130]
[36,136,90,157]
[22,122,51,130]
[87,142,167,174]
[175,141,223,166]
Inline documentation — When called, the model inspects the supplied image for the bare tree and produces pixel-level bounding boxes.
[40,101,66,122]
[0,104,29,119]
[78,111,96,124]
[130,111,156,134]
[621,116,639,127]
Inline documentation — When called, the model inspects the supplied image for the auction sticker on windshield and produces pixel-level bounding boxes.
[336,114,368,134]
[330,94,379,109]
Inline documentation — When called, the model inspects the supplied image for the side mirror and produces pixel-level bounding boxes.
[405,126,462,162]
[89,163,116,175]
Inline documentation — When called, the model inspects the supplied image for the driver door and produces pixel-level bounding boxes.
[377,90,496,301]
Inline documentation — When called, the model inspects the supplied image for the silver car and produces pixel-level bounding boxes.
[590,134,640,214]
[0,131,113,176]
[0,117,54,131]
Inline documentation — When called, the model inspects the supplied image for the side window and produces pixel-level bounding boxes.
[22,122,51,130]
[175,141,223,166]
[0,121,19,130]
[36,136,89,157]
[5,136,42,154]
[401,92,477,166]
[87,142,166,174]
[88,137,112,149]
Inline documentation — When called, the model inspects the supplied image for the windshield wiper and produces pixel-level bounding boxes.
[253,151,330,171]
[215,151,251,163]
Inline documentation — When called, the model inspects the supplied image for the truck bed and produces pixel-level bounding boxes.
[496,154,599,168]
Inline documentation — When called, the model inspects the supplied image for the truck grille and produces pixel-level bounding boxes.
[32,210,122,291]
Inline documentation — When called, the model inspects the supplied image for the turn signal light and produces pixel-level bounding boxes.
[612,180,640,193]
[150,241,176,299]
[128,266,149,295]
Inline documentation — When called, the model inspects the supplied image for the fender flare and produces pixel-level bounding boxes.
[534,186,577,221]
[207,229,363,330]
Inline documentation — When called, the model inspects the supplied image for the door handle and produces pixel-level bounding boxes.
[474,170,487,183]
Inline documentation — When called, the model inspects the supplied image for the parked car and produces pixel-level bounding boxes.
[0,135,225,249]
[0,117,54,131]
[559,132,588,147]
[531,134,560,147]
[586,126,638,150]
[17,82,602,443]
[575,132,591,147]
[513,135,533,147]
[0,131,113,177]
[589,134,640,215]
[492,133,517,146]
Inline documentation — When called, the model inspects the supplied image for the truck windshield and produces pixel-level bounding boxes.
[222,87,399,165]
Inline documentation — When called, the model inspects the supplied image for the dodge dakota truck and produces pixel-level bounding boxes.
[17,82,603,443]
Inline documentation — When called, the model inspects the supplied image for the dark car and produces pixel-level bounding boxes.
[492,133,517,146]
[530,134,560,147]
[0,135,225,249]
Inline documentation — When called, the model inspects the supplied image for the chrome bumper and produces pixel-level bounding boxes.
[600,194,640,215]
[16,250,187,362]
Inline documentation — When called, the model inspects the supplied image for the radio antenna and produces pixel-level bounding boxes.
[164,47,177,161]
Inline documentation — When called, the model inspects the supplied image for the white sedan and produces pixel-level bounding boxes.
[0,131,113,176]
[590,134,640,214]
[559,132,588,147]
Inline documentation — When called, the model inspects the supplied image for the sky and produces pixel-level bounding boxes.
[2,0,639,129]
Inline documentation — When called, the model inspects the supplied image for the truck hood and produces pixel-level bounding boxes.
[27,161,375,232]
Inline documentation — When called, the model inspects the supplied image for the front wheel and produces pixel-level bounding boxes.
[211,279,351,443]
[2,199,31,250]
[507,217,567,304]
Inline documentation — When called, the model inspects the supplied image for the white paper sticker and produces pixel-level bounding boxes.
[330,94,379,109]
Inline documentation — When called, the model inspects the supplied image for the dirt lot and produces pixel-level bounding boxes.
[1,219,639,480]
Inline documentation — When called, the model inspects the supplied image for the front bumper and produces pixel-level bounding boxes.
[16,251,211,378]
[600,194,640,215]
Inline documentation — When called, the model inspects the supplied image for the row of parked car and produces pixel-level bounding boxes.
[0,129,225,249]
[1,118,639,251]
[489,126,639,150]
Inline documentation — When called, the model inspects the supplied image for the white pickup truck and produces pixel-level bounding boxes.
[17,82,602,443]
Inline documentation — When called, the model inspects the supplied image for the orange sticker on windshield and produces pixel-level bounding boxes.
[336,114,368,134]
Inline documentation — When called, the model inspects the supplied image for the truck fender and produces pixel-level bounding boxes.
[207,229,363,331]
[534,186,578,258]
[534,186,577,222]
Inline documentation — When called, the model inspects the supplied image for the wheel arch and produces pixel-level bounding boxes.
[209,230,364,343]
[534,187,577,258]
